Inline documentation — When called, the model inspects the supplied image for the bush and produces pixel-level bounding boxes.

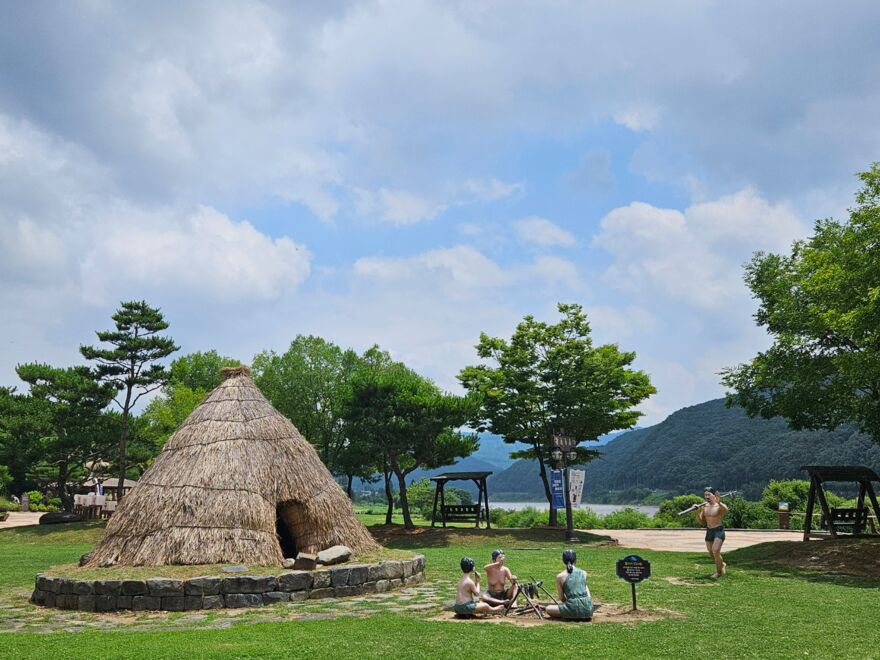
[0,511,7,522]
[0,497,19,512]
[726,497,777,529]
[571,507,603,529]
[47,497,63,509]
[26,490,43,506]
[602,508,654,529]
[0,465,11,496]
[655,494,705,527]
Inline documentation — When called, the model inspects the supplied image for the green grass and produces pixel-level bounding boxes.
[1,519,879,659]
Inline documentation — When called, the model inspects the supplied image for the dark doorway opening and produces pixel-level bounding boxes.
[276,504,298,558]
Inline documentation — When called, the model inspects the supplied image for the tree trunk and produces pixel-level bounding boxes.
[117,384,133,502]
[536,453,558,527]
[383,469,394,525]
[394,467,415,530]
[57,460,69,511]
[346,474,354,500]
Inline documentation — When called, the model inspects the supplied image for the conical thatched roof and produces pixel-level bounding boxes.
[87,366,379,567]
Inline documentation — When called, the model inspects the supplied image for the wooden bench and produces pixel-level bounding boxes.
[828,507,871,534]
[441,504,482,526]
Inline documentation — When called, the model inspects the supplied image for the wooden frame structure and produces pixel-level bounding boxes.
[801,465,880,541]
[429,471,492,529]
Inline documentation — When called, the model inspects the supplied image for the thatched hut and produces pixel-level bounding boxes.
[86,366,379,567]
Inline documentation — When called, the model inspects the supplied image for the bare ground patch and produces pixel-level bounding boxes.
[429,601,679,627]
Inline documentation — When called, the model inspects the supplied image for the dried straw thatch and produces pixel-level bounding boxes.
[86,365,379,567]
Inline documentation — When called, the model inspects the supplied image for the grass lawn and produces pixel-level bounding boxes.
[1,518,878,659]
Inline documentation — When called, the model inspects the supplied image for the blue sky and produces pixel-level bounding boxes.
[1,1,879,423]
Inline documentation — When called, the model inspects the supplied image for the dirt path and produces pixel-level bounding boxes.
[0,512,42,529]
[583,528,803,552]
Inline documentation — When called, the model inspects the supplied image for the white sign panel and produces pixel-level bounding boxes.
[569,469,585,507]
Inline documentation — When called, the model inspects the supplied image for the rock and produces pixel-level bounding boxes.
[375,579,391,593]
[185,577,222,596]
[334,585,363,597]
[281,558,297,569]
[131,595,161,611]
[308,588,334,600]
[263,591,290,605]
[330,567,351,587]
[347,565,369,585]
[289,591,309,603]
[95,595,118,612]
[222,576,276,594]
[293,553,318,571]
[95,580,122,596]
[277,572,311,592]
[116,596,132,610]
[184,596,204,611]
[221,565,248,573]
[161,596,185,611]
[121,580,147,596]
[311,571,332,589]
[146,578,184,597]
[39,511,83,525]
[78,552,93,567]
[72,581,94,595]
[316,545,352,566]
[202,595,225,609]
[225,593,263,608]
[77,595,96,612]
[30,590,46,606]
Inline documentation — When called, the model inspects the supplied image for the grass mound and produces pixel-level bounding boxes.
[368,524,615,549]
[730,537,880,580]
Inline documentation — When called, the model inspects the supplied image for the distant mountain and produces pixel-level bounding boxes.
[486,399,880,501]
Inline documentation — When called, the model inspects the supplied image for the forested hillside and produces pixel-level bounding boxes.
[487,399,880,500]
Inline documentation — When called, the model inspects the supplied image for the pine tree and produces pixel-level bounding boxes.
[81,301,178,499]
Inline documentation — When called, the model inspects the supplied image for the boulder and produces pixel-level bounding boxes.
[293,552,318,571]
[317,545,352,566]
[281,558,297,569]
[39,511,83,525]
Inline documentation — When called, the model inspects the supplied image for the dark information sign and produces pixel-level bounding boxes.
[616,555,651,584]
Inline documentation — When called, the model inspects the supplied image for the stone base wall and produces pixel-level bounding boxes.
[31,555,425,612]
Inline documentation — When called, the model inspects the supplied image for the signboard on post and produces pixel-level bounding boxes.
[569,469,585,507]
[616,554,651,610]
[550,469,565,509]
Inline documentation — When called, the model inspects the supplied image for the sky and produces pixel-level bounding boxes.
[1,1,879,425]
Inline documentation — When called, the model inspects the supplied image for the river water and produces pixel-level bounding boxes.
[491,501,659,516]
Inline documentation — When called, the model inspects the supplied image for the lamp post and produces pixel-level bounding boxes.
[552,432,580,543]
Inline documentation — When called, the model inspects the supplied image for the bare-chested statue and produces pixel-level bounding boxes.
[481,549,518,606]
[454,557,506,618]
[697,487,729,578]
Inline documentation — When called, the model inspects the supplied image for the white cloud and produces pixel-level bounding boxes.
[354,245,509,289]
[513,216,577,247]
[593,190,807,310]
[80,206,311,304]
[355,188,447,225]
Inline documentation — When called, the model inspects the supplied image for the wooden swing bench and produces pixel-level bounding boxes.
[802,465,880,540]
[440,504,482,524]
[430,471,493,529]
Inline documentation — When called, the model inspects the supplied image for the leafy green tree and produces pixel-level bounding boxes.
[253,336,364,476]
[400,478,472,520]
[81,301,178,499]
[168,350,241,392]
[138,351,240,452]
[722,165,880,444]
[655,494,705,528]
[14,364,116,506]
[459,303,655,524]
[345,356,477,529]
[0,465,11,496]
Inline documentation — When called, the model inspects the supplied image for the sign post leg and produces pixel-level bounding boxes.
[631,583,637,611]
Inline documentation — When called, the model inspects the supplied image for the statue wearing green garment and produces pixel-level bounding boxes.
[545,548,593,621]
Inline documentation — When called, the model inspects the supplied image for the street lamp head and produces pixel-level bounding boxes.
[566,449,578,462]
[550,446,563,463]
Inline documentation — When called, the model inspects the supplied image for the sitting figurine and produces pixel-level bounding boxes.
[545,549,593,621]
[481,549,518,607]
[454,557,506,618]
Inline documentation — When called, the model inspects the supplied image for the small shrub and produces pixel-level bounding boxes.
[0,511,8,522]
[571,507,603,529]
[47,497,62,509]
[26,490,43,506]
[0,497,19,512]
[655,495,704,527]
[602,508,653,529]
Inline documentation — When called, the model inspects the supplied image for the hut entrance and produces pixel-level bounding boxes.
[275,504,298,558]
